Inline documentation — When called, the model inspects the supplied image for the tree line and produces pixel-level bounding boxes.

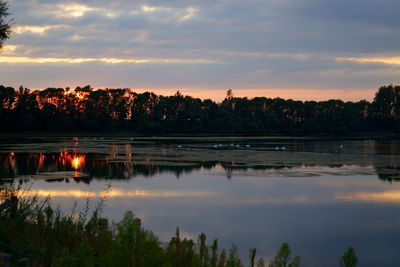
[0,85,399,134]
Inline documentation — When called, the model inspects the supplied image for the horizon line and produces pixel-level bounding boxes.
[4,85,381,102]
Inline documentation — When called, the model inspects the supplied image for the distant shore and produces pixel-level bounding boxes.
[1,85,400,135]
[0,131,399,139]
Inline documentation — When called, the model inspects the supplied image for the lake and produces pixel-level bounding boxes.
[1,135,400,266]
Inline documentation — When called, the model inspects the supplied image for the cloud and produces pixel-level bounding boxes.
[2,0,400,97]
[336,56,400,66]
[0,56,218,64]
[13,25,68,35]
[178,7,197,21]
[1,45,18,54]
[43,2,120,18]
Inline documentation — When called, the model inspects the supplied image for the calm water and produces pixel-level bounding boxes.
[1,136,400,266]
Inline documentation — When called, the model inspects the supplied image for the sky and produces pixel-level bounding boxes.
[1,0,400,101]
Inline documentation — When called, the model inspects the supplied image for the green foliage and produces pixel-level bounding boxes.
[218,249,227,267]
[198,232,210,267]
[211,239,219,267]
[257,258,266,267]
[340,247,358,267]
[269,243,300,267]
[226,244,243,267]
[52,241,94,267]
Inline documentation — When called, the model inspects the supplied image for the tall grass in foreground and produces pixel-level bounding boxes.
[0,183,357,267]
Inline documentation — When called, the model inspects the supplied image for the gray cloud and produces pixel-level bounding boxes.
[2,0,400,96]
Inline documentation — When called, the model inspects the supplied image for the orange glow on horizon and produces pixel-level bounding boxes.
[0,56,217,64]
[25,87,377,102]
[122,88,377,102]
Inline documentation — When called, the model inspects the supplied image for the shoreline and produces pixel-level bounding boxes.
[0,131,399,140]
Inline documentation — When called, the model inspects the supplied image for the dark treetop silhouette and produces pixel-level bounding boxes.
[0,0,11,50]
[0,85,399,134]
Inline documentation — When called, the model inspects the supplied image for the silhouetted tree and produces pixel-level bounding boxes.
[84,89,111,129]
[211,239,219,267]
[218,249,227,267]
[14,86,39,130]
[370,85,400,131]
[249,248,257,267]
[257,258,266,267]
[166,226,197,267]
[0,0,11,49]
[0,85,16,129]
[1,84,400,134]
[269,243,300,267]
[226,244,242,267]
[340,247,358,267]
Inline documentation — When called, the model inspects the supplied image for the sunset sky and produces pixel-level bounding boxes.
[1,0,400,101]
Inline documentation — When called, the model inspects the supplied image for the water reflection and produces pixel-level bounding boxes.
[1,150,400,183]
[336,190,400,203]
[0,152,209,182]
[24,170,400,267]
[70,154,85,170]
[0,152,87,176]
[24,188,217,198]
[2,137,400,266]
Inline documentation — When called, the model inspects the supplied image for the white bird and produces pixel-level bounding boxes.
[274,147,280,150]
[281,146,286,150]
[178,145,182,148]
[340,144,344,148]
[246,144,250,148]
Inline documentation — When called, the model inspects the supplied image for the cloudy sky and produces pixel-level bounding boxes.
[1,0,400,101]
